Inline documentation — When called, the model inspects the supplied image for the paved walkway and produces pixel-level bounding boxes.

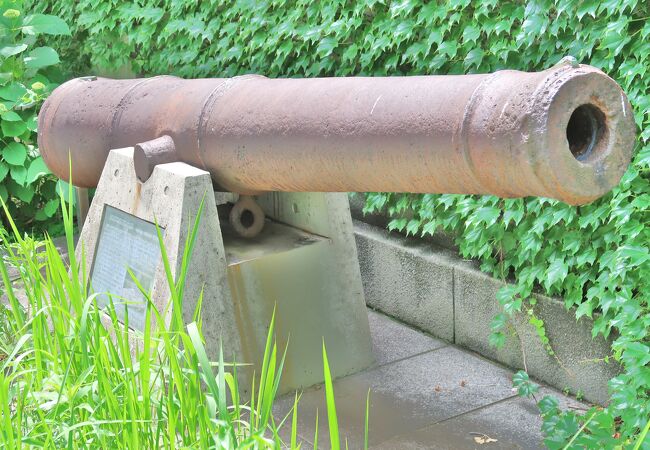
[273,309,587,449]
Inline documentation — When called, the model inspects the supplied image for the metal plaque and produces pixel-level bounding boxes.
[90,205,164,331]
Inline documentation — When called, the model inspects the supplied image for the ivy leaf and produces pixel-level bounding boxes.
[405,218,421,236]
[512,371,539,397]
[473,206,500,226]
[490,313,508,332]
[387,217,407,232]
[437,41,457,57]
[0,43,28,58]
[496,285,518,305]
[24,47,60,70]
[545,258,568,288]
[576,0,599,19]
[618,245,649,267]
[621,342,650,367]
[3,142,27,165]
[537,395,560,416]
[317,37,338,57]
[503,208,524,226]
[22,14,71,36]
[489,331,506,348]
[575,300,594,320]
[26,156,50,183]
[522,14,546,36]
[464,48,484,69]
[462,25,480,44]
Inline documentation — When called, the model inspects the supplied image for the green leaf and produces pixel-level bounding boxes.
[496,285,518,305]
[1,110,22,121]
[56,179,76,206]
[618,245,649,267]
[405,218,420,236]
[464,48,484,69]
[44,198,60,217]
[489,331,506,348]
[10,165,27,185]
[22,14,71,36]
[576,0,599,19]
[26,156,49,183]
[438,41,457,58]
[2,142,27,165]
[0,161,8,181]
[575,300,593,320]
[462,25,480,44]
[342,44,358,62]
[24,47,60,70]
[0,83,27,102]
[25,115,37,132]
[545,258,568,288]
[317,37,338,58]
[8,182,34,202]
[0,43,28,58]
[512,370,539,397]
[1,119,27,137]
[473,206,500,226]
[537,395,560,416]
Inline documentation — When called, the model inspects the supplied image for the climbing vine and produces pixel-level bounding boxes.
[0,0,69,235]
[29,0,650,447]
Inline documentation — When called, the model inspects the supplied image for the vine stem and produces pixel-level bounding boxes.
[562,411,597,450]
[633,419,650,450]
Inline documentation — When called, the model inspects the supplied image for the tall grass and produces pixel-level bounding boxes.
[0,189,368,449]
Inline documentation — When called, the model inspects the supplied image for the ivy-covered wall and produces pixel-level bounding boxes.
[32,0,650,447]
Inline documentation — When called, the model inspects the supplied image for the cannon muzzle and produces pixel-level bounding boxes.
[38,64,635,205]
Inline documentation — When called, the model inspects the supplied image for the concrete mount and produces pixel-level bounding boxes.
[78,148,374,392]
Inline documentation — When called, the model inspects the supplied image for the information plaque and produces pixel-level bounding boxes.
[90,205,164,331]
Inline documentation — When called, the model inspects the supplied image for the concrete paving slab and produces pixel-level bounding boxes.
[368,309,448,367]
[274,345,517,449]
[374,387,587,449]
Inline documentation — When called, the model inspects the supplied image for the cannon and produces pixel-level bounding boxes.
[38,63,634,206]
[35,63,636,392]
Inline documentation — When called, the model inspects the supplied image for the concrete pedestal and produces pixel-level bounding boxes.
[77,148,373,392]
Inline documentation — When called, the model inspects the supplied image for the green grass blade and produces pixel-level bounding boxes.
[322,341,340,450]
[364,389,370,450]
[313,409,319,450]
[633,418,650,450]
[291,392,299,449]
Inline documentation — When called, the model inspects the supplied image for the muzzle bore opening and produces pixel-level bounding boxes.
[566,104,606,162]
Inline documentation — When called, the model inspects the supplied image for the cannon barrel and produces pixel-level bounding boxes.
[38,64,635,205]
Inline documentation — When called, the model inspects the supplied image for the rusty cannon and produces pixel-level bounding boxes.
[35,63,637,392]
[38,63,635,206]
